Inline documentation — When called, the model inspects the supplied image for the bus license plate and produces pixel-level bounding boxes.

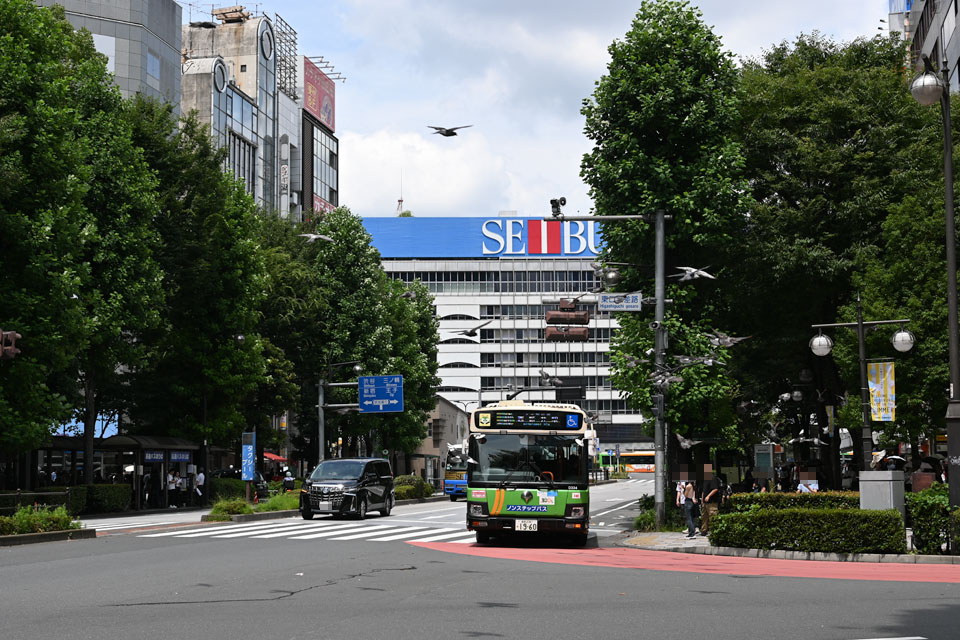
[516,519,538,532]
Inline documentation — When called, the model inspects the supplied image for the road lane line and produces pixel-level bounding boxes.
[594,501,638,517]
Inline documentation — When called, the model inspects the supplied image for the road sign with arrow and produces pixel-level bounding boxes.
[358,375,404,413]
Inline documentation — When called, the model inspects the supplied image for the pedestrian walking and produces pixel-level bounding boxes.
[195,467,206,505]
[166,469,176,508]
[682,480,698,538]
[700,466,722,536]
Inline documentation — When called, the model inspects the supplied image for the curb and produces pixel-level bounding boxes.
[0,528,97,547]
[395,495,453,506]
[622,537,960,564]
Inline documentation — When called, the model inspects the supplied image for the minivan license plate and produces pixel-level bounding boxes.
[515,519,537,532]
[317,501,332,511]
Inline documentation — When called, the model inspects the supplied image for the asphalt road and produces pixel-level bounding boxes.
[1,478,956,640]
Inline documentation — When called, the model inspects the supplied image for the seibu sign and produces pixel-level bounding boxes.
[362,217,602,258]
[481,219,601,256]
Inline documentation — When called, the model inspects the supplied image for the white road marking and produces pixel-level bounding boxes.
[593,501,639,517]
[288,524,373,539]
[366,527,434,541]
[138,520,299,537]
[187,522,321,538]
[327,525,396,540]
[408,530,475,543]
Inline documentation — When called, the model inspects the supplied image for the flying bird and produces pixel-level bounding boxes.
[675,433,703,450]
[707,331,750,347]
[669,266,715,281]
[428,125,473,137]
[452,320,491,337]
[399,291,418,299]
[298,233,334,243]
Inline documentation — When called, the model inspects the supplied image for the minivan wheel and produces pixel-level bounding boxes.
[357,495,368,520]
[300,504,314,520]
[379,493,393,517]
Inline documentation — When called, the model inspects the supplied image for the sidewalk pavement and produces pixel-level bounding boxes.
[622,530,960,564]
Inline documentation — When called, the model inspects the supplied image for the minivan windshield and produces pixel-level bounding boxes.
[310,460,365,481]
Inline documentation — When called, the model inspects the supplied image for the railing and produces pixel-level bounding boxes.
[0,489,71,515]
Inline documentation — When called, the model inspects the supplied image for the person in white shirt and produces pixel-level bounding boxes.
[195,468,206,505]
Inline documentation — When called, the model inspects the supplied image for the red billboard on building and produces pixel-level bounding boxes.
[304,57,335,132]
[313,194,335,214]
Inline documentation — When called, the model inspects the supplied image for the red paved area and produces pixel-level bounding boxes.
[411,543,960,583]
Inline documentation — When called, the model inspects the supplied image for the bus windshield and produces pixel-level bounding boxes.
[468,434,583,485]
[445,448,468,472]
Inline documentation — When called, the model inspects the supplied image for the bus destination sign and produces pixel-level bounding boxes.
[475,410,582,431]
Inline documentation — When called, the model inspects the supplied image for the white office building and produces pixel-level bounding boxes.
[362,216,651,451]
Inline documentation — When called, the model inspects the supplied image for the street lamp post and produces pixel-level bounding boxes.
[911,53,960,511]
[809,297,913,473]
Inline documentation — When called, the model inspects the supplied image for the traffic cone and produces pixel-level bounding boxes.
[253,491,259,505]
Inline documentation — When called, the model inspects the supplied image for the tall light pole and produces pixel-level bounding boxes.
[911,53,960,511]
[548,207,672,527]
[810,299,913,473]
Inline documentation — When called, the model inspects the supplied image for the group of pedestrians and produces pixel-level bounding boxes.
[163,468,205,508]
[675,465,726,539]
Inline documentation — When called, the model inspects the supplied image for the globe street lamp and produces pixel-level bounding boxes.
[810,295,912,473]
[911,53,960,511]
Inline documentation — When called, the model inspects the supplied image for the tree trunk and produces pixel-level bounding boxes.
[83,376,97,485]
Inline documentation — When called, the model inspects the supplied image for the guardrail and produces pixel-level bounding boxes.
[0,489,71,514]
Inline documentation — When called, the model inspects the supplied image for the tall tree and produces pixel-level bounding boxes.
[580,0,749,444]
[0,0,99,455]
[726,33,938,473]
[124,98,266,450]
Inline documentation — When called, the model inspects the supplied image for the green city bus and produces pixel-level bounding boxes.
[465,400,592,546]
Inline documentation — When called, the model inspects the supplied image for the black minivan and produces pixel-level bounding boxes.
[300,458,395,520]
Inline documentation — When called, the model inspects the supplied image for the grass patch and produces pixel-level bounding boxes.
[0,505,80,535]
[254,492,299,512]
[209,498,253,517]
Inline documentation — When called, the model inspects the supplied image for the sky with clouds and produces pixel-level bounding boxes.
[198,1,894,218]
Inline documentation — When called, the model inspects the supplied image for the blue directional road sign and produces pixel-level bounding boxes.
[359,375,404,413]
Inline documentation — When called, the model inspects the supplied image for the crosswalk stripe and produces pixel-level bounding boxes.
[288,523,373,539]
[406,529,468,542]
[94,521,177,530]
[365,527,432,541]
[213,522,334,538]
[327,525,396,540]
[249,523,342,538]
[138,521,291,537]
[175,521,307,538]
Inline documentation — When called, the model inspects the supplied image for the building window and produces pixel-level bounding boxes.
[146,51,160,79]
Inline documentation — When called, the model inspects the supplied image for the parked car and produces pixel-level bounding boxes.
[300,458,395,520]
[209,468,270,501]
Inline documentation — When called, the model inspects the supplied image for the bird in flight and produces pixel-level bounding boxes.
[399,291,418,299]
[452,320,491,337]
[428,125,473,137]
[707,331,750,347]
[669,266,715,281]
[297,233,334,243]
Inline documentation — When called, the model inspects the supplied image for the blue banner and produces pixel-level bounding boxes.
[362,217,602,258]
[170,451,191,462]
[241,432,256,481]
[144,450,164,462]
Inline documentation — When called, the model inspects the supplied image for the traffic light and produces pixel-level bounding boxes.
[0,329,21,359]
[650,393,664,417]
[545,306,590,343]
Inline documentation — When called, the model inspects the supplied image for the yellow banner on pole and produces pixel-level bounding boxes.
[867,362,895,422]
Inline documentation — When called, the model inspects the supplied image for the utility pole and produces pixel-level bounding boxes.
[653,209,667,528]
[318,377,325,465]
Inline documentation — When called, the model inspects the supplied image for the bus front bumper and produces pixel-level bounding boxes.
[466,515,588,534]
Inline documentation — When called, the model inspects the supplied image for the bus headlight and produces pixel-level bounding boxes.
[570,506,585,518]
[469,504,484,517]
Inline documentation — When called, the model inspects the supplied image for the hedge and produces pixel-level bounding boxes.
[905,484,950,554]
[209,498,253,516]
[0,505,79,536]
[0,487,85,515]
[720,491,860,514]
[709,508,906,554]
[209,478,247,501]
[85,484,131,513]
[394,475,432,499]
[951,510,960,555]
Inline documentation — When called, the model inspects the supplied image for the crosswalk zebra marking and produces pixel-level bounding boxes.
[180,522,312,538]
[212,522,335,538]
[288,523,376,540]
[249,523,342,538]
[365,526,432,541]
[138,521,296,537]
[327,525,397,540]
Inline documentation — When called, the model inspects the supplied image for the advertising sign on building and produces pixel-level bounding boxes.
[313,195,336,214]
[303,57,335,132]
[362,217,602,258]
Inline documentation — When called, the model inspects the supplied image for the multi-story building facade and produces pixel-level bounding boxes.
[906,0,960,90]
[37,0,182,109]
[363,215,652,452]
